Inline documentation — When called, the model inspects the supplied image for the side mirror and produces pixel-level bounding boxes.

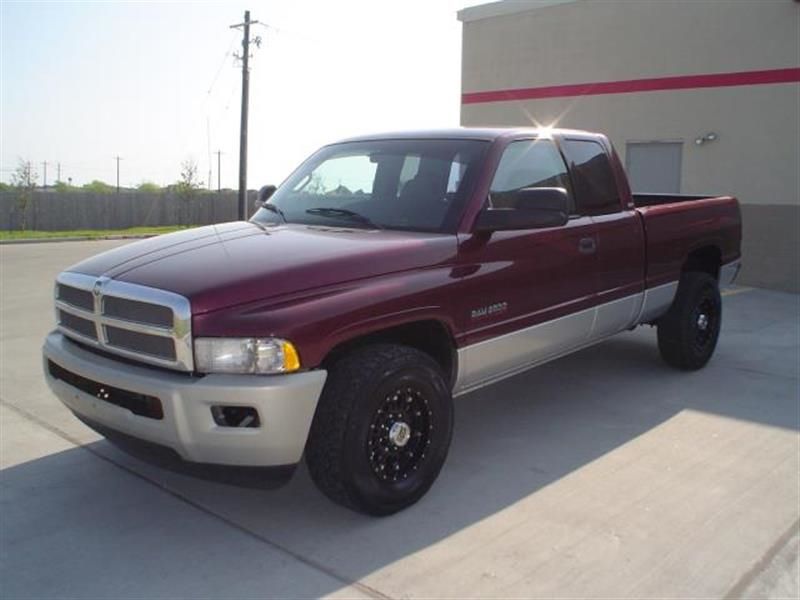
[474,187,570,232]
[257,185,277,207]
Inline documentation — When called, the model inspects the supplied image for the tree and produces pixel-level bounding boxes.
[176,159,203,198]
[53,180,73,193]
[137,181,161,193]
[82,180,114,193]
[10,160,37,230]
[175,159,204,225]
[306,172,326,194]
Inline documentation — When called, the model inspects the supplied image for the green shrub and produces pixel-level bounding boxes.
[82,180,114,193]
[137,181,162,193]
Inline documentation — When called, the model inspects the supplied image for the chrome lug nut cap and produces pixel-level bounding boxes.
[388,421,412,447]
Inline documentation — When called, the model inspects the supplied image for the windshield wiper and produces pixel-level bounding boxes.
[260,202,287,223]
[305,207,383,229]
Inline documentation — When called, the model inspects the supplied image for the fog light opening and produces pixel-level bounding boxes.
[211,406,261,428]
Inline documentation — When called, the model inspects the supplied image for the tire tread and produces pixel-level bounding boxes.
[657,272,721,370]
[305,344,449,514]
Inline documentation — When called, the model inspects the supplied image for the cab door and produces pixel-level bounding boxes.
[560,137,645,340]
[453,138,598,394]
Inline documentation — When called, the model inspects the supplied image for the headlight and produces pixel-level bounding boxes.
[194,337,300,374]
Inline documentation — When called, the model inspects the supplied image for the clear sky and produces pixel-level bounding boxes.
[1,0,481,189]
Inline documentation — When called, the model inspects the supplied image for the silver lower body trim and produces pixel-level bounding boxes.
[455,305,595,396]
[720,259,741,287]
[594,292,644,338]
[454,261,746,396]
[637,281,679,324]
[453,289,663,396]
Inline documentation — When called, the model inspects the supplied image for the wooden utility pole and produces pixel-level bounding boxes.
[231,10,258,219]
[215,150,223,192]
[42,161,48,188]
[114,155,123,193]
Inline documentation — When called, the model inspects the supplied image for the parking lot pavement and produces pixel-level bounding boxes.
[1,240,798,600]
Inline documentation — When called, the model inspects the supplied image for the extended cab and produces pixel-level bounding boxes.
[43,128,742,515]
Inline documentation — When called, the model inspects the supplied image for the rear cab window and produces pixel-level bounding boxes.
[560,139,620,216]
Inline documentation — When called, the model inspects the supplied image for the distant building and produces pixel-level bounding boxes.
[459,0,799,292]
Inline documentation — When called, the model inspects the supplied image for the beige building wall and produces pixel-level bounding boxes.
[459,0,800,292]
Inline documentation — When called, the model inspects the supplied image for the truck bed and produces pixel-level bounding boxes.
[634,194,742,289]
[633,193,715,207]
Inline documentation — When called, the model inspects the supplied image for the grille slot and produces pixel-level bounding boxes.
[103,296,173,328]
[54,273,193,371]
[57,284,94,311]
[48,360,164,420]
[58,310,97,340]
[105,326,176,360]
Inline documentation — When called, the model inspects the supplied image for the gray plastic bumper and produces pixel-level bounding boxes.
[43,331,327,469]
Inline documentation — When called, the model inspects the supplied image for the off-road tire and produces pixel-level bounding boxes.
[657,271,722,370]
[305,344,453,516]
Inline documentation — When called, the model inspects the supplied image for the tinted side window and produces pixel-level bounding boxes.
[398,155,421,194]
[561,140,619,215]
[490,139,573,210]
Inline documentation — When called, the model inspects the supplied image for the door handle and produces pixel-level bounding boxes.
[579,237,596,254]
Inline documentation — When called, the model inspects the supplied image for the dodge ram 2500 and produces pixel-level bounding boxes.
[43,128,742,515]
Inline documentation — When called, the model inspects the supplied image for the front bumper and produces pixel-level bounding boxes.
[43,331,327,485]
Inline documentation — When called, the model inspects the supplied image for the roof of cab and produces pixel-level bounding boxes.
[333,127,601,144]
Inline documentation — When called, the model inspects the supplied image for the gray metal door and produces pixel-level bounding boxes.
[625,142,682,193]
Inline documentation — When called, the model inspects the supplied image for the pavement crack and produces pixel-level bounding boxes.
[716,363,800,382]
[0,398,393,600]
[723,516,800,599]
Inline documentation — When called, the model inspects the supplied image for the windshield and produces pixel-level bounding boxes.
[251,139,488,233]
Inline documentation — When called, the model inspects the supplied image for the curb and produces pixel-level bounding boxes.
[0,234,159,245]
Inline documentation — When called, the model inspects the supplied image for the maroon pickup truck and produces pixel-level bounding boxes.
[43,128,741,515]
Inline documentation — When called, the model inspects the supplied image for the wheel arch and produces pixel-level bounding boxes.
[682,245,722,280]
[320,319,459,389]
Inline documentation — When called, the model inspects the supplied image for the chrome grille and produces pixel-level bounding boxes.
[105,326,177,360]
[103,296,173,328]
[58,310,97,340]
[54,272,193,371]
[56,284,93,311]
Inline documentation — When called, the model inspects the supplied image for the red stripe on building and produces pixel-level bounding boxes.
[461,67,800,104]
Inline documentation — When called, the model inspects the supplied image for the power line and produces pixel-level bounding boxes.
[206,117,212,191]
[253,21,321,46]
[206,32,239,97]
[214,76,240,124]
[203,31,248,194]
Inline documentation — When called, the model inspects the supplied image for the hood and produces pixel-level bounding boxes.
[67,222,457,314]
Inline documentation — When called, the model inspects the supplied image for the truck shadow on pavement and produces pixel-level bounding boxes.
[3,325,798,599]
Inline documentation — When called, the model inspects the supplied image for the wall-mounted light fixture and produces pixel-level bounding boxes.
[694,132,718,146]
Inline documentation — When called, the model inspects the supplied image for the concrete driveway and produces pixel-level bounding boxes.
[1,240,798,599]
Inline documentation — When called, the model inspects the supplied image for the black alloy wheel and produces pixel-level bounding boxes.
[657,271,722,370]
[691,296,717,355]
[367,384,433,483]
[306,344,454,516]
